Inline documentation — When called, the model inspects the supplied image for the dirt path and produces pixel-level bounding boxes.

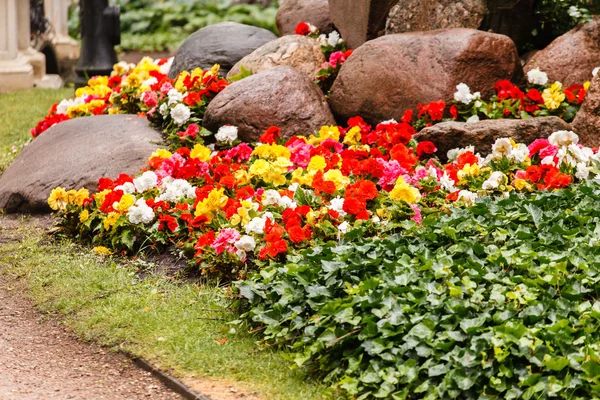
[0,273,184,400]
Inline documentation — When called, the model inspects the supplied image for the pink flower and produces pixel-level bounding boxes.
[222,143,253,162]
[539,144,559,159]
[156,153,185,179]
[141,90,158,108]
[287,139,313,168]
[410,204,422,225]
[515,170,528,180]
[376,159,406,189]
[211,228,241,255]
[160,82,173,94]
[328,51,346,69]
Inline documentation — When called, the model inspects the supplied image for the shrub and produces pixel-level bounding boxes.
[239,181,600,399]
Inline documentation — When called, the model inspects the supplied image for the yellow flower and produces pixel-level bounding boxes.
[123,73,142,88]
[108,107,121,115]
[584,81,591,91]
[92,246,113,256]
[103,212,120,230]
[542,82,566,110]
[88,76,109,87]
[190,144,212,161]
[48,187,69,211]
[457,163,481,180]
[229,214,241,226]
[323,169,350,190]
[95,189,110,207]
[249,159,270,177]
[291,168,312,186]
[514,178,532,191]
[252,144,291,160]
[73,189,90,206]
[115,193,135,213]
[150,149,172,160]
[79,209,90,223]
[343,126,361,145]
[235,169,250,185]
[307,156,327,172]
[311,125,341,144]
[389,177,421,204]
[194,187,228,221]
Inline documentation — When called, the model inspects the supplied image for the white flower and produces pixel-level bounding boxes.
[491,138,512,158]
[288,183,300,192]
[327,31,341,47]
[482,171,504,190]
[170,103,191,126]
[548,130,579,147]
[527,68,549,86]
[466,115,480,123]
[262,190,281,206]
[568,143,593,163]
[167,88,183,106]
[541,155,555,165]
[454,83,478,105]
[380,119,398,125]
[159,57,174,75]
[133,171,158,193]
[215,125,238,143]
[447,145,476,162]
[279,196,297,210]
[510,144,529,163]
[245,217,267,235]
[576,162,591,180]
[457,190,478,205]
[234,235,256,259]
[159,103,169,117]
[143,77,158,87]
[56,96,85,115]
[114,182,136,194]
[328,197,347,217]
[337,221,350,239]
[439,172,457,192]
[127,199,155,225]
[593,67,600,77]
[157,179,196,202]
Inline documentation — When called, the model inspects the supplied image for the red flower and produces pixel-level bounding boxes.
[312,171,337,195]
[401,109,414,124]
[295,22,312,35]
[503,108,512,117]
[346,180,378,200]
[158,214,178,232]
[389,144,418,170]
[418,101,446,121]
[343,196,366,216]
[564,84,586,104]
[416,141,438,158]
[259,126,281,144]
[449,105,458,120]
[456,151,478,169]
[288,225,312,243]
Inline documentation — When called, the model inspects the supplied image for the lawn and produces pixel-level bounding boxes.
[0,88,73,173]
[0,89,335,400]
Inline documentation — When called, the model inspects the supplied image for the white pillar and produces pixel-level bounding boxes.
[45,0,80,65]
[0,0,35,92]
[17,0,46,80]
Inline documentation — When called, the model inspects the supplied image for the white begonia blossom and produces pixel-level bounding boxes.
[157,179,196,202]
[114,182,136,194]
[447,145,476,162]
[337,221,350,239]
[159,57,174,75]
[541,155,555,165]
[439,172,457,192]
[510,144,529,163]
[380,119,398,125]
[466,115,480,123]
[576,162,591,180]
[482,171,504,190]
[143,77,158,87]
[288,183,300,192]
[548,130,579,147]
[170,103,191,126]
[127,199,155,225]
[245,216,267,235]
[526,68,549,85]
[279,196,297,210]
[215,125,239,143]
[327,31,342,47]
[262,190,281,206]
[328,197,347,217]
[457,190,478,205]
[593,67,600,77]
[234,235,257,260]
[57,96,85,115]
[568,143,593,163]
[453,83,480,105]
[159,102,169,116]
[133,171,158,193]
[556,147,577,168]
[167,88,183,106]
[491,138,512,158]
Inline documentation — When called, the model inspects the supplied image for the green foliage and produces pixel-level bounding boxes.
[240,182,600,399]
[69,0,278,52]
[534,0,597,40]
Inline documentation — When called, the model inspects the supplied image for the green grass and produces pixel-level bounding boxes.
[0,222,335,400]
[0,88,73,172]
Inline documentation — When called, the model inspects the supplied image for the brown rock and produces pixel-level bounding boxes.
[227,35,325,79]
[204,66,335,142]
[276,0,334,35]
[0,115,163,213]
[415,117,571,162]
[572,74,600,147]
[328,0,399,49]
[524,17,600,87]
[329,29,523,125]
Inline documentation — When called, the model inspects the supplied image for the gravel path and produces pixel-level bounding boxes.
[0,235,183,400]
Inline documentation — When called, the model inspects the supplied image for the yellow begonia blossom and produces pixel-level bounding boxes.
[190,144,211,161]
[291,168,312,186]
[150,149,172,160]
[235,169,250,185]
[93,246,113,256]
[514,178,532,191]
[123,73,142,88]
[249,159,270,177]
[542,82,566,110]
[584,81,591,91]
[103,212,120,230]
[115,193,135,213]
[343,126,362,146]
[308,125,341,145]
[88,76,109,87]
[323,169,350,190]
[194,187,228,221]
[252,144,291,160]
[307,156,327,172]
[389,176,421,204]
[79,209,90,223]
[48,187,69,211]
[457,163,481,181]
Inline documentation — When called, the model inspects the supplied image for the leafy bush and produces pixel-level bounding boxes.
[534,0,598,42]
[68,0,278,52]
[239,181,600,399]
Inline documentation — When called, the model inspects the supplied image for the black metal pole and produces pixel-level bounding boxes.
[74,0,120,88]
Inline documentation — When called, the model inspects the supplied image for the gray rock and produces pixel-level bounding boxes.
[227,35,325,78]
[329,29,523,125]
[415,117,571,162]
[168,22,277,78]
[204,66,335,142]
[276,0,334,35]
[0,115,163,213]
[572,74,600,147]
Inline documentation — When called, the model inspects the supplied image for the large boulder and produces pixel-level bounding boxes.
[204,66,335,142]
[572,74,600,147]
[329,29,523,125]
[524,17,600,87]
[415,117,571,162]
[328,0,399,49]
[227,35,325,79]
[386,0,537,51]
[276,0,334,35]
[0,115,163,213]
[168,22,277,78]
